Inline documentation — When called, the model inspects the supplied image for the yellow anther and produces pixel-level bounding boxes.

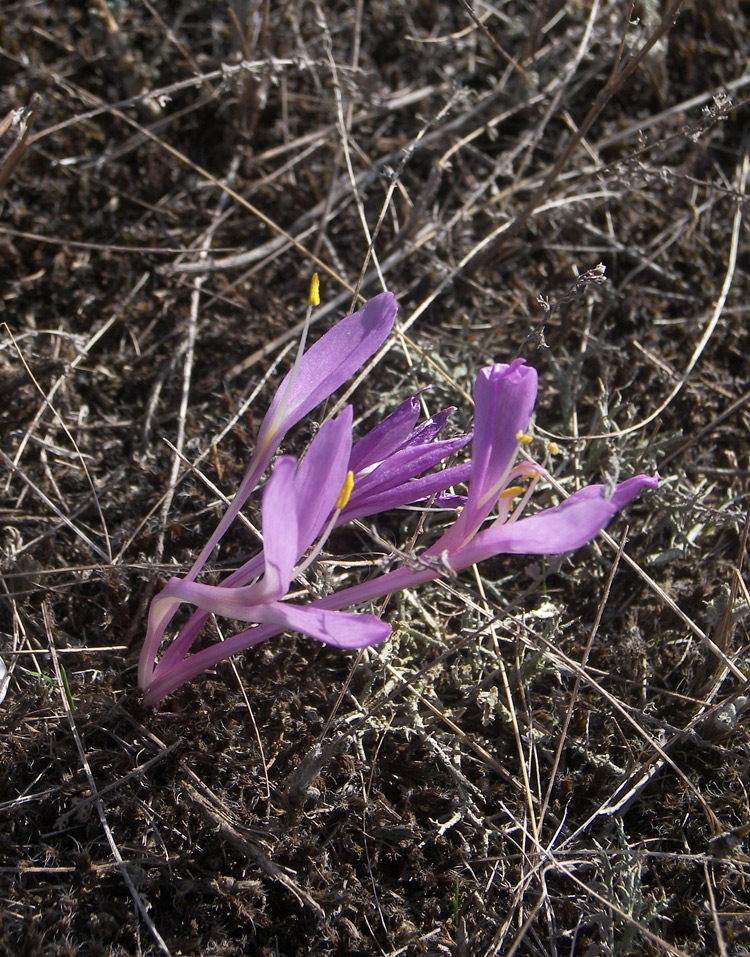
[336,471,355,510]
[516,431,533,445]
[548,441,559,455]
[500,485,525,500]
[308,272,320,306]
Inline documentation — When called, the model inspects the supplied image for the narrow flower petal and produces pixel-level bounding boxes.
[470,361,538,506]
[294,408,353,553]
[149,413,354,681]
[258,602,390,649]
[170,458,301,613]
[453,474,659,561]
[142,594,389,704]
[142,599,390,705]
[440,360,538,550]
[253,457,300,601]
[257,292,398,457]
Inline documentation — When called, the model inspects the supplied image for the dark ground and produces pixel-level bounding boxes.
[1,1,750,954]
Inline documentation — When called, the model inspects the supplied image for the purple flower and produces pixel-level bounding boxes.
[140,356,658,706]
[140,393,473,697]
[309,359,658,604]
[138,293,397,691]
[139,412,390,693]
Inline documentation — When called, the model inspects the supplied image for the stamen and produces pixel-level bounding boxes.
[308,272,320,306]
[493,464,544,526]
[507,474,540,525]
[516,431,533,446]
[336,471,355,510]
[291,273,320,385]
[478,460,538,513]
[548,441,559,455]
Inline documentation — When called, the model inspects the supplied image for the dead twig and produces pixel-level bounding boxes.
[0,94,40,191]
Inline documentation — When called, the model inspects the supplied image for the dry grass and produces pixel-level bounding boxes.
[1,1,750,954]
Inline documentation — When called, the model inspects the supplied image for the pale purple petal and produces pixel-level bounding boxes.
[258,601,391,649]
[142,600,390,705]
[470,361,537,499]
[255,457,300,601]
[144,418,353,686]
[150,578,267,621]
[452,474,659,562]
[139,571,274,689]
[440,360,537,551]
[257,292,398,456]
[144,595,389,704]
[294,408,353,553]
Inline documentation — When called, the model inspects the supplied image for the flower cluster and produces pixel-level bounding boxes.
[139,290,657,706]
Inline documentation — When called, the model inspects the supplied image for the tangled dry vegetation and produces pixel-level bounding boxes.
[2,1,750,954]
